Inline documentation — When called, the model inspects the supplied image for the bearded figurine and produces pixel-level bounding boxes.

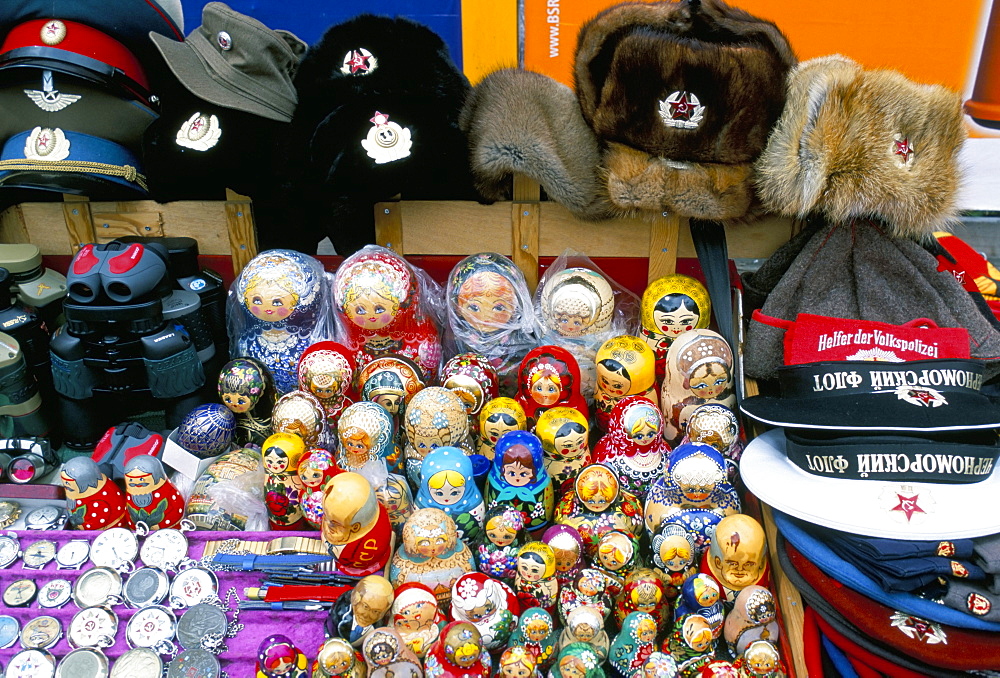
[123,455,184,530]
[60,456,132,530]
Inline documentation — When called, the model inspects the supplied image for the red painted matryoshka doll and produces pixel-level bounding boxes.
[441,353,499,441]
[122,454,184,530]
[333,245,442,382]
[424,622,490,678]
[639,274,711,382]
[298,447,339,528]
[593,336,658,432]
[661,330,736,446]
[298,341,356,428]
[615,568,670,632]
[535,407,591,489]
[484,431,555,531]
[60,456,131,530]
[592,396,670,502]
[516,346,589,429]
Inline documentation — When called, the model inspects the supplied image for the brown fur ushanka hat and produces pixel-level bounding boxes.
[574,0,796,221]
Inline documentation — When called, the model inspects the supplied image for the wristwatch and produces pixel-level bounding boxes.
[22,539,57,569]
[139,524,191,571]
[56,540,91,570]
[167,648,220,678]
[0,531,21,568]
[110,648,163,678]
[124,567,171,608]
[169,567,219,608]
[0,614,21,649]
[0,500,22,528]
[72,566,123,609]
[24,505,67,530]
[125,605,177,653]
[4,578,38,607]
[56,648,110,678]
[176,603,228,651]
[7,648,57,678]
[20,616,62,650]
[68,606,118,649]
[38,579,73,609]
[90,527,139,572]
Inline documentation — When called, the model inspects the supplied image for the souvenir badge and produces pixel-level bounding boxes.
[889,612,947,644]
[40,20,67,45]
[0,614,20,648]
[56,540,91,570]
[38,580,73,609]
[22,539,56,568]
[176,112,223,151]
[967,592,991,616]
[125,605,177,652]
[176,603,228,651]
[123,568,171,608]
[25,71,81,112]
[658,91,705,129]
[68,607,118,649]
[21,617,62,650]
[72,567,123,609]
[361,112,412,164]
[893,133,915,168]
[879,484,936,524]
[169,567,219,608]
[4,578,38,607]
[341,48,378,75]
[217,31,232,50]
[55,648,109,678]
[24,127,71,162]
[7,648,57,678]
[893,385,947,407]
[110,648,163,678]
[167,649,220,678]
[90,528,139,571]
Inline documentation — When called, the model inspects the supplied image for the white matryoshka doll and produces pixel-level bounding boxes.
[660,330,735,446]
[440,353,499,443]
[639,274,710,382]
[402,387,474,486]
[593,335,658,433]
[337,400,399,475]
[298,341,356,428]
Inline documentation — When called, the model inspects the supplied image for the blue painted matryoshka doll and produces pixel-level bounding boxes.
[484,431,554,531]
[416,447,486,544]
[508,607,559,671]
[229,249,331,394]
[550,642,606,678]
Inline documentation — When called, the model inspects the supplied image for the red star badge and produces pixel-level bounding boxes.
[894,137,914,163]
[44,22,60,36]
[38,133,50,148]
[669,93,694,120]
[891,493,926,521]
[907,389,937,405]
[347,50,372,74]
[369,111,389,126]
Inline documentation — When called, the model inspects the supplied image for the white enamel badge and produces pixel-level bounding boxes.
[658,91,704,129]
[361,112,411,165]
[24,127,70,161]
[176,112,222,151]
[341,48,377,76]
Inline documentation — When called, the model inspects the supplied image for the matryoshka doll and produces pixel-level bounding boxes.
[362,627,423,678]
[217,356,276,446]
[557,568,611,626]
[593,396,669,502]
[391,582,445,658]
[542,524,586,589]
[388,508,475,609]
[615,568,670,632]
[477,506,527,584]
[723,586,779,658]
[256,634,309,678]
[327,575,395,649]
[549,643,606,678]
[416,447,486,544]
[594,336,658,432]
[661,330,735,446]
[730,640,787,678]
[497,646,537,678]
[516,346,589,429]
[484,431,554,531]
[636,652,678,678]
[683,403,743,470]
[273,389,327,449]
[553,464,643,553]
[424,622,490,678]
[508,607,558,671]
[441,353,499,441]
[514,541,559,614]
[674,575,724,639]
[608,612,657,678]
[298,447,338,528]
[593,530,641,598]
[535,407,591,489]
[377,473,416,535]
[263,432,307,530]
[447,252,541,397]
[651,524,698,604]
[298,341,356,427]
[403,387,474,485]
[664,614,715,677]
[558,607,610,661]
[337,401,399,475]
[230,249,331,394]
[478,397,527,461]
[314,637,366,678]
[450,572,520,653]
[122,455,183,530]
[60,456,131,530]
[639,275,710,382]
[358,354,426,423]
[333,245,442,381]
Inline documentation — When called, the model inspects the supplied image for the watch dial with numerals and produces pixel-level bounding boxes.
[38,580,73,609]
[169,568,218,607]
[21,616,62,650]
[110,647,163,678]
[90,528,138,569]
[55,647,110,678]
[69,607,118,649]
[23,540,56,568]
[72,567,123,609]
[140,529,188,570]
[25,506,63,529]
[4,578,38,607]
[0,534,20,567]
[126,606,176,649]
[7,648,57,678]
[56,541,90,569]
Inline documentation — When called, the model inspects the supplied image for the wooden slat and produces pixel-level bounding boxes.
[90,211,164,241]
[223,192,258,277]
[647,213,683,283]
[762,502,807,678]
[62,199,96,254]
[375,202,405,255]
[512,203,541,291]
[0,204,29,245]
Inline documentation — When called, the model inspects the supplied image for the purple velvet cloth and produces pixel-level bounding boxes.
[0,530,329,677]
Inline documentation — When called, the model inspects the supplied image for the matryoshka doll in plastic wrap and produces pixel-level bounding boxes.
[389,508,475,609]
[516,346,589,429]
[558,607,610,660]
[593,336,658,432]
[416,447,486,544]
[447,252,541,396]
[651,524,698,605]
[557,568,611,626]
[362,627,423,678]
[639,275,710,382]
[217,357,276,446]
[450,572,520,653]
[257,635,309,678]
[542,524,586,589]
[298,341,355,428]
[424,622,490,678]
[593,396,669,502]
[536,407,591,489]
[441,353,499,442]
[391,582,444,659]
[615,568,670,632]
[514,541,559,613]
[484,431,554,531]
[333,245,443,381]
[337,401,400,476]
[478,397,527,461]
[477,506,527,585]
[553,464,643,554]
[608,612,657,678]
[661,330,735,446]
[230,249,332,394]
[262,432,307,530]
[403,387,474,485]
[273,389,327,449]
[298,447,338,528]
[508,607,558,671]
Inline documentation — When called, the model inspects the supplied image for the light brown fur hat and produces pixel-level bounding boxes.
[460,68,613,220]
[755,55,967,239]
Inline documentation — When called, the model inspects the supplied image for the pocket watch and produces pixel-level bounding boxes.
[0,614,21,649]
[56,539,92,570]
[139,520,193,571]
[167,648,220,678]
[176,603,228,651]
[0,499,22,528]
[73,566,124,609]
[169,566,219,608]
[125,605,177,653]
[55,647,110,678]
[24,505,67,530]
[90,527,139,572]
[0,530,22,567]
[68,606,119,649]
[38,579,73,609]
[20,616,62,650]
[6,648,57,678]
[4,578,38,607]
[110,647,163,678]
[22,539,57,569]
[124,567,171,608]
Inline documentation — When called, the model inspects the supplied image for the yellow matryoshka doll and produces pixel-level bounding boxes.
[478,397,527,461]
[262,432,307,530]
[639,275,710,382]
[593,335,658,432]
[535,407,591,489]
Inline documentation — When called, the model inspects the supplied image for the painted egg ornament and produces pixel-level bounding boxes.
[175,404,235,457]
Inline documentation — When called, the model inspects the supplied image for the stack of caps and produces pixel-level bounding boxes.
[738,54,1000,674]
[0,0,184,197]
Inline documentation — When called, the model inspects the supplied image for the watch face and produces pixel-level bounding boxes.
[23,540,57,568]
[21,616,62,650]
[124,567,170,608]
[0,534,21,567]
[57,541,91,569]
[176,603,227,649]
[69,607,118,649]
[7,648,57,678]
[4,578,38,607]
[167,648,220,678]
[56,648,110,678]
[0,614,21,649]
[38,579,73,609]
[26,506,63,528]
[140,529,188,570]
[90,528,138,570]
[0,500,22,527]
[73,567,123,609]
[110,648,163,678]
[125,606,176,649]
[169,568,218,608]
